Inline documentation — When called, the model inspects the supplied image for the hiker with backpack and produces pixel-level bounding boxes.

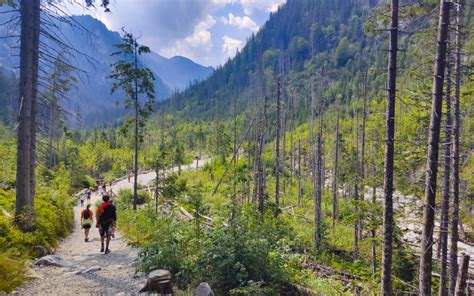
[96,194,117,254]
[81,204,94,242]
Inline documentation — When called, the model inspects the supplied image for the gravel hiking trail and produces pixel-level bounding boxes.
[16,158,209,296]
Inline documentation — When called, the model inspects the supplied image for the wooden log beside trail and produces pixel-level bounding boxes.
[455,253,470,296]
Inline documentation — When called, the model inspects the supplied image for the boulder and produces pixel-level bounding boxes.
[193,282,214,296]
[35,255,73,268]
[139,269,173,294]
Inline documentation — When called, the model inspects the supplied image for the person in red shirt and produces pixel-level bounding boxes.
[96,195,117,254]
[80,204,93,242]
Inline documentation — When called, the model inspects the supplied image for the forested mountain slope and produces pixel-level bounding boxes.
[167,0,378,118]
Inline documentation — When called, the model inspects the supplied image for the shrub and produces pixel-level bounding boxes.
[0,164,74,292]
[116,188,150,208]
[73,174,96,189]
[135,205,306,295]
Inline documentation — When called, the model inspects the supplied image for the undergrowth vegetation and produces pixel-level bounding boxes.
[0,125,75,292]
[115,166,416,295]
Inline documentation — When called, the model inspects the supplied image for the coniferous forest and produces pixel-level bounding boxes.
[0,0,473,294]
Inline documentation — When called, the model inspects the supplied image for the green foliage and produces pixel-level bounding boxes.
[123,197,307,295]
[0,174,74,292]
[0,124,75,292]
[109,29,155,124]
[116,188,150,208]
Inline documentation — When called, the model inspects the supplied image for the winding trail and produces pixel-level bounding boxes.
[16,158,209,296]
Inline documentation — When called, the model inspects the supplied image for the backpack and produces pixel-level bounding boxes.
[83,209,91,219]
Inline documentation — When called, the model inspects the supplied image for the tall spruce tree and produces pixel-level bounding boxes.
[110,30,155,210]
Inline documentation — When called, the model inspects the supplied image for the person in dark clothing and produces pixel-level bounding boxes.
[96,195,116,254]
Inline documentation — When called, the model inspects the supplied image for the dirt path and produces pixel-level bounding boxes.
[16,158,209,296]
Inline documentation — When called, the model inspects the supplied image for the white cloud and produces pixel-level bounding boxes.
[222,35,243,58]
[211,0,235,6]
[185,15,216,47]
[161,15,216,64]
[239,0,286,15]
[221,13,259,32]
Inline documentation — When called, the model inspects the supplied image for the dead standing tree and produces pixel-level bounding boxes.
[254,96,268,214]
[449,0,464,294]
[438,26,453,296]
[332,98,340,230]
[381,0,399,293]
[275,77,282,207]
[419,0,451,294]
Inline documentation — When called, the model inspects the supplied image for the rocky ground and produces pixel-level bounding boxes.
[15,190,144,296]
[364,187,474,289]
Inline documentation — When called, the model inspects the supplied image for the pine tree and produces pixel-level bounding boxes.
[109,30,155,210]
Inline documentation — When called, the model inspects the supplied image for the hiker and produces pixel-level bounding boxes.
[96,194,116,254]
[102,183,107,193]
[127,172,131,183]
[79,193,86,207]
[81,204,93,242]
[86,189,91,202]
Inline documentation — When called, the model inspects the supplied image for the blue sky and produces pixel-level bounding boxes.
[65,0,287,67]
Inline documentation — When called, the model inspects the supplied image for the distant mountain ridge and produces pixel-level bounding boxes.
[0,14,214,127]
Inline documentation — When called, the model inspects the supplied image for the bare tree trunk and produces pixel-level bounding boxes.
[314,108,323,250]
[297,139,302,208]
[454,254,470,296]
[290,92,295,190]
[381,0,399,293]
[275,78,281,207]
[252,120,259,203]
[155,166,159,215]
[353,95,360,260]
[247,137,251,203]
[48,99,54,168]
[15,0,40,230]
[133,40,139,211]
[282,100,287,207]
[360,72,368,241]
[332,102,340,230]
[29,0,39,208]
[438,36,452,296]
[419,1,451,294]
[371,185,377,276]
[256,96,268,214]
[449,1,463,294]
